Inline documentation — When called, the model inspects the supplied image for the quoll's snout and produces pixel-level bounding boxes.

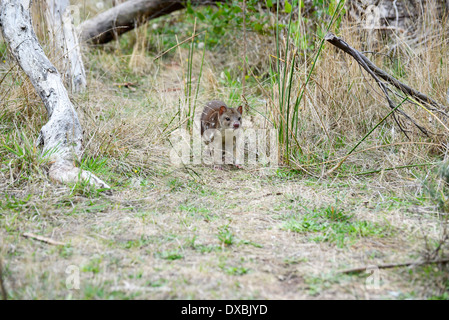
[233,123,240,129]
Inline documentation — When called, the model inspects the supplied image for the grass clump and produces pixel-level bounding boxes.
[217,224,234,246]
[282,204,393,247]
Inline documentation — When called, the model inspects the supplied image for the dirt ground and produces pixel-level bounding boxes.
[1,155,447,299]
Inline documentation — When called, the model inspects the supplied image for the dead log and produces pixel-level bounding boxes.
[0,0,109,189]
[79,0,224,45]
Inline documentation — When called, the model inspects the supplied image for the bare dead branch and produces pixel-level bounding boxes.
[22,233,66,246]
[339,257,449,274]
[325,32,449,137]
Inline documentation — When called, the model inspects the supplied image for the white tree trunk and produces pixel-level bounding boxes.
[0,0,109,189]
[45,0,86,93]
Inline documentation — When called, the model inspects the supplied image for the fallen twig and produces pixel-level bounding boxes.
[339,258,449,274]
[113,82,138,91]
[22,232,65,246]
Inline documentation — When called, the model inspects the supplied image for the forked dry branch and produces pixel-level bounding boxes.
[325,32,449,138]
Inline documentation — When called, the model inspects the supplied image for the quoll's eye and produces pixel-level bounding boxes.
[225,117,230,121]
[238,117,241,121]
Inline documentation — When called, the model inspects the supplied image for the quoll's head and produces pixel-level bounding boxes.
[218,105,243,130]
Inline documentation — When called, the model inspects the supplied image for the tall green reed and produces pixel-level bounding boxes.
[270,0,345,166]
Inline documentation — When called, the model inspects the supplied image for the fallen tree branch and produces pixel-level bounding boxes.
[338,257,449,274]
[79,0,224,44]
[22,232,66,246]
[325,32,449,137]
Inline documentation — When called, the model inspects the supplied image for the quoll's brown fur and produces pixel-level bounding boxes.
[200,100,243,168]
[200,100,243,139]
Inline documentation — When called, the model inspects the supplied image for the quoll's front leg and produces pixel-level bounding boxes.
[233,130,244,169]
[203,128,223,168]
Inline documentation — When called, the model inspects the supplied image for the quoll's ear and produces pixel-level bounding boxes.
[219,106,227,115]
[237,106,243,115]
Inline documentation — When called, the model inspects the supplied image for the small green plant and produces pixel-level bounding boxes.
[0,194,32,212]
[282,203,392,247]
[69,178,104,198]
[0,41,8,60]
[239,240,263,248]
[179,204,211,214]
[80,156,110,178]
[303,274,340,296]
[217,224,234,246]
[120,235,152,249]
[157,250,184,260]
[427,161,449,213]
[82,284,107,299]
[428,292,449,300]
[168,178,185,191]
[224,265,249,276]
[59,244,74,259]
[218,69,243,102]
[283,256,307,265]
[0,131,56,178]
[187,236,221,253]
[218,256,250,276]
[82,256,103,274]
[146,278,168,288]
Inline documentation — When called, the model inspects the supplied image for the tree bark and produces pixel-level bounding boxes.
[45,0,87,93]
[79,0,224,44]
[0,0,109,189]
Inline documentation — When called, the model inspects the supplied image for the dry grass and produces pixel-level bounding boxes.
[0,1,448,300]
